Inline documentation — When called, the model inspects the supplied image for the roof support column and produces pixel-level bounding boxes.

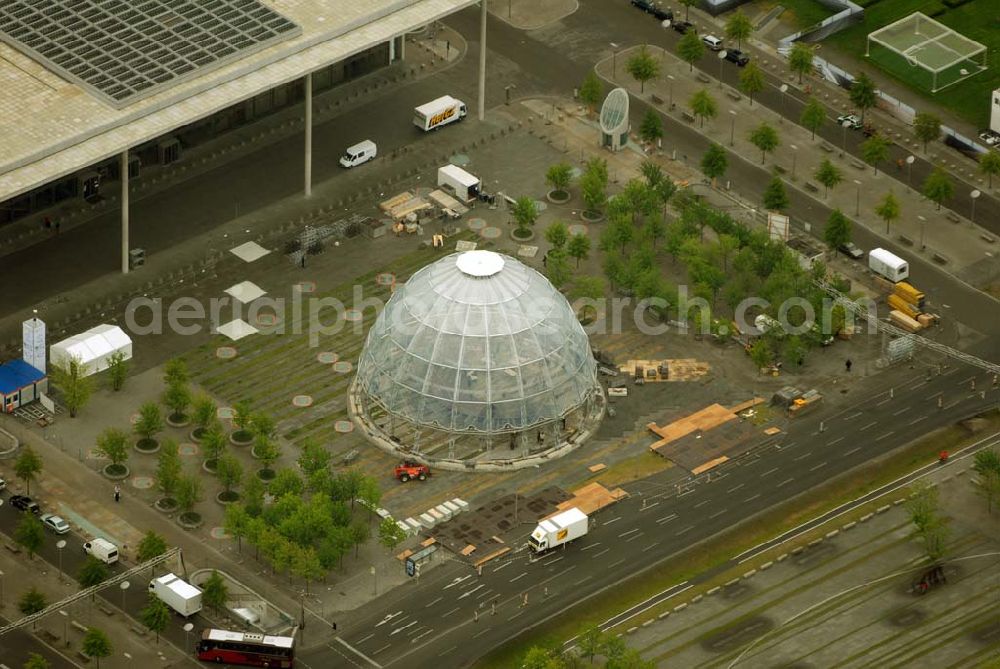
[304,72,313,198]
[478,0,487,121]
[120,150,129,275]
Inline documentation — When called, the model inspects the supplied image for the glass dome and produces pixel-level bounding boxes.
[355,250,599,434]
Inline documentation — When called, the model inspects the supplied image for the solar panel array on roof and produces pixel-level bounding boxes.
[0,0,300,108]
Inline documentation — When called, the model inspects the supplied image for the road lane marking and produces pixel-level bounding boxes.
[603,516,621,526]
[372,644,390,657]
[492,561,513,573]
[592,548,610,558]
[581,542,602,551]
[357,633,374,644]
[441,607,460,618]
[777,478,794,488]
[574,576,592,585]
[619,528,640,538]
[908,415,926,426]
[845,412,863,421]
[335,637,383,668]
[794,452,812,461]
[609,558,626,568]
[694,499,710,508]
[860,421,877,432]
[876,397,892,406]
[727,483,744,493]
[390,621,417,636]
[509,573,528,583]
[424,597,442,608]
[676,526,693,536]
[656,514,677,524]
[375,612,403,627]
[810,462,827,471]
[761,467,779,477]
[437,646,457,657]
[641,501,660,511]
[507,611,524,621]
[844,447,861,457]
[411,629,433,644]
[744,493,760,503]
[827,437,844,446]
[927,391,943,400]
[473,628,490,639]
[643,542,660,552]
[444,575,472,590]
[626,533,644,542]
[709,509,726,519]
[476,589,495,600]
[542,556,563,567]
[875,431,894,442]
[458,584,485,599]
[892,406,911,416]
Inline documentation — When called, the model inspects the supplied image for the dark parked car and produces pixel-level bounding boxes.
[838,242,865,260]
[630,0,673,20]
[672,20,694,34]
[725,48,750,66]
[10,495,40,514]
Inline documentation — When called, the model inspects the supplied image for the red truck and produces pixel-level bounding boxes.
[394,461,431,482]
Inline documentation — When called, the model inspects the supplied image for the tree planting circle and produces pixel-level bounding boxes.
[333,361,353,373]
[467,218,487,230]
[86,448,104,460]
[376,273,396,286]
[295,281,317,293]
[568,224,589,237]
[481,226,502,239]
[217,407,235,420]
[317,352,339,364]
[132,476,154,489]
[345,309,363,322]
[210,527,229,540]
[215,346,238,359]
[255,312,278,327]
[293,395,314,407]
[179,443,199,456]
[335,420,354,433]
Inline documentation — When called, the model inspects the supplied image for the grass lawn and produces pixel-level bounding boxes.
[475,411,1000,668]
[774,0,837,30]
[821,0,1000,127]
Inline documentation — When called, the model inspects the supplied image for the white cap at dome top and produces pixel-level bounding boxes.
[455,250,505,277]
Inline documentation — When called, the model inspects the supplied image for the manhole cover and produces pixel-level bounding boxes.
[376,273,396,286]
[255,312,278,326]
[335,420,354,433]
[345,309,363,322]
[568,224,588,236]
[533,200,547,212]
[481,226,501,239]
[450,153,471,166]
[210,527,230,540]
[318,352,339,364]
[131,476,154,489]
[179,443,198,456]
[292,395,313,407]
[216,346,238,359]
[467,218,487,230]
[334,361,353,373]
[217,407,235,419]
[295,281,317,293]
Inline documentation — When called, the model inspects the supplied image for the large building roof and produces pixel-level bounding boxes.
[355,251,599,435]
[0,0,475,203]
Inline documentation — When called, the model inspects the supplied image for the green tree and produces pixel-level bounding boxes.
[298,440,332,480]
[269,468,304,498]
[689,88,718,128]
[224,504,251,552]
[849,73,878,122]
[512,196,539,237]
[749,122,780,163]
[216,453,244,495]
[874,191,900,234]
[860,133,890,175]
[545,221,569,249]
[814,158,843,198]
[800,96,826,140]
[15,514,44,559]
[579,70,603,115]
[522,646,565,669]
[640,160,664,188]
[783,335,808,367]
[231,400,254,440]
[701,143,728,185]
[163,358,188,387]
[176,473,203,516]
[140,595,170,643]
[23,653,50,669]
[242,476,266,517]
[677,30,704,72]
[253,433,281,474]
[358,474,383,522]
[18,587,47,617]
[546,162,573,195]
[739,61,765,106]
[155,439,181,500]
[49,356,93,418]
[136,530,167,563]
[191,393,216,439]
[974,450,1000,514]
[567,233,591,267]
[577,622,605,663]
[378,517,407,552]
[81,627,112,668]
[920,519,950,562]
[980,149,1000,189]
[95,427,129,469]
[161,381,191,422]
[14,446,42,495]
[725,9,753,49]
[201,422,228,469]
[350,521,370,559]
[601,218,634,254]
[973,449,1000,476]
[250,411,276,440]
[201,570,229,614]
[922,166,954,210]
[580,161,607,215]
[571,275,606,322]
[77,556,109,589]
[105,351,129,392]
[788,42,814,84]
[639,109,663,145]
[749,339,773,369]
[762,176,789,212]
[913,112,941,153]
[546,249,574,289]
[678,0,697,19]
[292,545,324,593]
[906,481,940,534]
[625,45,659,93]
[134,401,164,446]
[824,209,852,250]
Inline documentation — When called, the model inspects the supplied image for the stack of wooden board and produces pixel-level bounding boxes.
[379,191,432,221]
[647,404,738,454]
[547,482,627,517]
[617,359,711,382]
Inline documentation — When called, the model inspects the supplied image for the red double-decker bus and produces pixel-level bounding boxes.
[196,629,295,667]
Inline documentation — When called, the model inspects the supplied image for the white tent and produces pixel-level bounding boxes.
[50,324,133,377]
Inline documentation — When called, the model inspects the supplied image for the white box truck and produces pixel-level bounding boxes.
[437,164,481,203]
[414,95,467,131]
[83,538,119,564]
[529,507,589,554]
[149,573,203,617]
[868,248,909,282]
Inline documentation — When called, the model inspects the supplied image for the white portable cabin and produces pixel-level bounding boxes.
[437,164,480,203]
[50,324,132,377]
[868,248,909,282]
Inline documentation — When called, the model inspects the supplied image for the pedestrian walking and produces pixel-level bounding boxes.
[43,216,52,232]
[542,253,547,268]
[491,600,497,616]
[521,593,528,608]
[845,359,852,373]
[55,221,60,235]
[114,485,121,503]
[543,586,549,598]
[300,254,306,269]
[474,610,479,623]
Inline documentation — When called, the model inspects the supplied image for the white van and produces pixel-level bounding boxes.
[339,140,377,168]
[702,35,724,51]
[84,537,119,564]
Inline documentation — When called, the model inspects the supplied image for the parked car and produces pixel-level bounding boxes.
[837,114,863,130]
[702,35,724,51]
[672,20,694,34]
[724,48,750,66]
[838,242,865,260]
[10,495,40,514]
[630,0,672,20]
[41,513,70,534]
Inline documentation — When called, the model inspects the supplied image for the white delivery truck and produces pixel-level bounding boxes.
[149,573,203,617]
[868,248,909,282]
[413,95,467,131]
[339,139,377,168]
[83,538,119,564]
[528,507,589,554]
[437,164,481,203]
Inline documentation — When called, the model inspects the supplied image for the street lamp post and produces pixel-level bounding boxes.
[667,74,675,108]
[371,565,377,596]
[971,189,981,224]
[918,214,927,249]
[779,84,788,123]
[0,570,5,609]
[729,109,737,146]
[56,539,66,583]
[790,144,798,180]
[854,179,862,216]
[718,50,727,87]
[841,121,849,155]
[59,610,68,647]
[906,155,915,187]
[184,622,194,655]
[119,580,130,611]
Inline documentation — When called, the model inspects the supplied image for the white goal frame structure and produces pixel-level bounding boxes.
[866,11,987,92]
